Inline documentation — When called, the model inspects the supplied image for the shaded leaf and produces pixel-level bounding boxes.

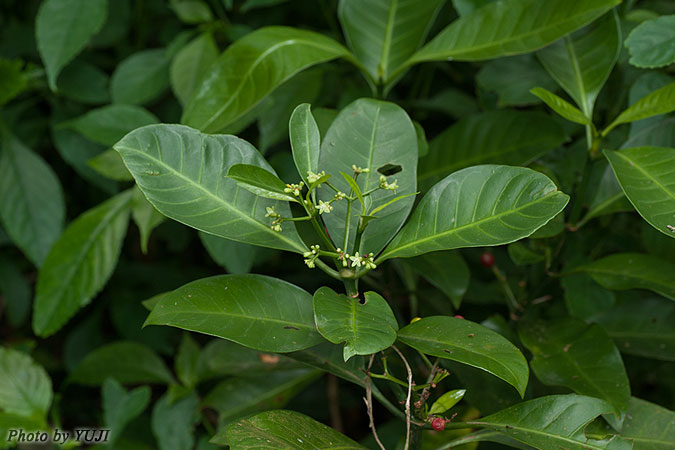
[0,256,31,326]
[403,251,469,308]
[625,15,675,68]
[198,232,261,274]
[65,104,159,147]
[477,55,557,107]
[102,378,151,446]
[619,397,675,449]
[56,59,110,104]
[170,33,219,107]
[111,48,171,105]
[0,347,52,421]
[603,83,675,136]
[151,392,200,450]
[87,148,133,181]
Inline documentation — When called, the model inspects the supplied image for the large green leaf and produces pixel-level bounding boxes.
[32,190,133,337]
[406,0,620,65]
[0,347,52,421]
[313,287,399,361]
[181,26,349,133]
[418,110,566,189]
[69,341,175,385]
[64,104,159,147]
[578,253,675,300]
[338,0,444,83]
[102,378,151,447]
[519,318,630,413]
[380,165,569,261]
[0,129,65,266]
[619,397,675,450]
[144,274,324,352]
[590,296,675,362]
[289,103,321,186]
[468,394,628,450]
[625,15,675,69]
[603,83,675,136]
[170,33,219,107]
[111,48,171,105]
[397,316,529,396]
[537,11,621,117]
[402,251,469,308]
[604,147,675,239]
[318,98,417,254]
[36,0,108,90]
[226,410,366,449]
[114,124,307,253]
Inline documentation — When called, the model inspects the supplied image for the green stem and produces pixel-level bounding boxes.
[315,259,342,280]
[343,199,354,250]
[342,277,359,297]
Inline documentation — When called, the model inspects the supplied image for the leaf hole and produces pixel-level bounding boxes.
[377,164,402,176]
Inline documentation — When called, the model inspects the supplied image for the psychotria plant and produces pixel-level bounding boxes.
[1,0,674,449]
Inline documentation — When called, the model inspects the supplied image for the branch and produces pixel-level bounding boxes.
[392,345,413,450]
[365,355,387,450]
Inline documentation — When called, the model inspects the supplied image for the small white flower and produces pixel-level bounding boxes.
[307,170,326,184]
[310,245,320,254]
[334,191,346,201]
[318,200,333,214]
[350,252,362,268]
[379,175,398,191]
[284,182,305,196]
[304,258,316,268]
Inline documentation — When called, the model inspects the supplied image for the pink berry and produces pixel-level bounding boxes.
[480,252,495,268]
[454,315,465,320]
[431,417,446,431]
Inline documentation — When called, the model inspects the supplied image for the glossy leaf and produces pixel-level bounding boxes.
[289,103,320,186]
[530,87,592,126]
[0,347,52,420]
[397,316,529,396]
[151,392,200,450]
[227,163,298,202]
[318,98,417,254]
[225,410,366,449]
[33,190,133,337]
[170,33,219,106]
[603,83,675,136]
[182,26,349,133]
[87,148,133,181]
[0,129,65,266]
[468,394,626,450]
[65,104,159,147]
[537,11,621,116]
[313,287,399,361]
[604,147,675,239]
[114,124,307,253]
[111,48,171,105]
[408,0,620,64]
[429,389,466,415]
[338,0,444,83]
[102,378,151,446]
[578,253,675,300]
[418,110,566,189]
[403,251,469,308]
[590,296,675,362]
[69,341,175,385]
[619,397,675,449]
[519,318,630,413]
[625,15,675,68]
[36,0,108,90]
[132,187,165,254]
[381,165,569,260]
[144,274,323,352]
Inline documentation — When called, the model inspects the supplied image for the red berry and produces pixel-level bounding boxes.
[480,252,495,268]
[431,417,446,431]
[454,314,465,320]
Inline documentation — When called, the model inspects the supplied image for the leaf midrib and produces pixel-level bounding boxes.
[149,307,315,331]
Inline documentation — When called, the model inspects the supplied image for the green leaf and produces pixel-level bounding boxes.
[397,316,529,396]
[403,251,469,309]
[619,397,675,449]
[562,273,615,319]
[131,187,165,254]
[319,98,417,254]
[429,389,466,415]
[627,72,673,139]
[207,369,320,442]
[182,26,349,133]
[625,15,675,69]
[170,0,213,24]
[0,59,28,105]
[530,87,592,126]
[87,148,134,181]
[381,165,569,260]
[114,124,307,253]
[0,347,52,421]
[408,0,620,64]
[170,33,219,107]
[468,394,626,450]
[507,242,544,266]
[537,11,621,117]
[313,287,399,361]
[56,59,110,105]
[225,410,366,449]
[32,190,133,337]
[519,318,630,414]
[36,0,108,90]
[418,110,566,189]
[340,171,366,209]
[590,296,675,362]
[451,0,498,16]
[199,232,261,274]
[64,104,159,147]
[477,55,558,107]
[0,256,31,326]
[604,147,675,239]
[175,333,201,388]
[578,253,675,300]
[203,340,304,376]
[102,378,151,446]
[414,121,428,157]
[144,274,324,352]
[290,103,321,186]
[69,341,175,385]
[227,163,298,202]
[151,392,200,450]
[338,0,444,83]
[0,129,65,266]
[111,48,171,105]
[603,83,675,136]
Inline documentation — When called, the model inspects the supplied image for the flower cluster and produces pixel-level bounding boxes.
[336,249,376,269]
[379,175,398,191]
[352,165,370,174]
[265,207,283,232]
[318,200,333,214]
[284,181,304,197]
[307,170,326,184]
[303,244,321,268]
